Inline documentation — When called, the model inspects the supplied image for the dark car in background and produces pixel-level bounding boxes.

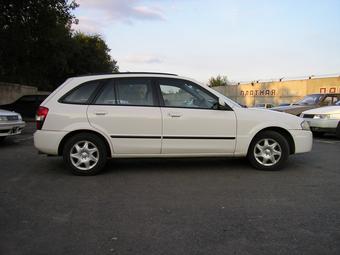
[271,93,340,116]
[0,94,49,119]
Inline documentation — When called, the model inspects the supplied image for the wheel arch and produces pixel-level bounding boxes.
[58,129,112,157]
[250,126,295,154]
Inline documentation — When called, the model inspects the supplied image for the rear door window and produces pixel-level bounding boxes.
[116,78,155,106]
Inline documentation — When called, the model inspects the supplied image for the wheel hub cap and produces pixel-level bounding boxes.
[254,138,282,167]
[70,141,99,171]
[81,152,88,159]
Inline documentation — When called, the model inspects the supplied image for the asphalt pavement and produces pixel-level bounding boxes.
[0,123,340,255]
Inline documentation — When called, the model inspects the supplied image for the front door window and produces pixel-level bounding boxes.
[159,79,218,109]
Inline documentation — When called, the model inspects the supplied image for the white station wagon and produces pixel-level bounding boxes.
[34,73,313,175]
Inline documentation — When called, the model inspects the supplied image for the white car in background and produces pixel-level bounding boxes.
[301,100,340,137]
[33,73,312,175]
[0,109,26,142]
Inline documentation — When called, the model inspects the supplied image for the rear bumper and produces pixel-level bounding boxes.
[34,130,67,155]
[289,129,313,154]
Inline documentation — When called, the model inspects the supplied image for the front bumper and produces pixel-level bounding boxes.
[289,129,313,154]
[304,118,339,133]
[0,121,26,137]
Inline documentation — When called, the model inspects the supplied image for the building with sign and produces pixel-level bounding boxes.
[213,75,340,107]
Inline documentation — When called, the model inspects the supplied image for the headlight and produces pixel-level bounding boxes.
[0,116,7,121]
[313,114,330,119]
[301,120,310,131]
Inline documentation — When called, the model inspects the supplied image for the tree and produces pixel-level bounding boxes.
[208,75,229,87]
[68,33,118,77]
[0,0,118,90]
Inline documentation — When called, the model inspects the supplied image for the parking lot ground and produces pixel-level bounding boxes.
[0,123,340,255]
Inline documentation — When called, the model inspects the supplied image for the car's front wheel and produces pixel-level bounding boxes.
[247,131,290,170]
[63,133,107,175]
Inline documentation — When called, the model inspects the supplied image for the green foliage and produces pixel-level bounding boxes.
[208,75,229,87]
[0,0,118,90]
[69,33,118,76]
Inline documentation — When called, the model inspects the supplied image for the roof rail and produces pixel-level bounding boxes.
[119,72,178,76]
[75,72,178,77]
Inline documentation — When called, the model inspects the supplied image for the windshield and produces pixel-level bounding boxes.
[295,94,323,105]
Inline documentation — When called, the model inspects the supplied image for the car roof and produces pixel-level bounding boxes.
[67,73,204,87]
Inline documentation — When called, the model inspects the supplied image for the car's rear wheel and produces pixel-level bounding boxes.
[247,131,290,170]
[63,133,107,175]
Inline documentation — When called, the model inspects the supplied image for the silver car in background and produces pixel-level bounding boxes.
[0,109,26,142]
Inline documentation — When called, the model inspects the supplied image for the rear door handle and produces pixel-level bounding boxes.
[168,112,182,118]
[94,111,108,116]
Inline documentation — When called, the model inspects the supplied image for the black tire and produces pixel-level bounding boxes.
[0,137,5,142]
[62,133,107,175]
[247,131,290,171]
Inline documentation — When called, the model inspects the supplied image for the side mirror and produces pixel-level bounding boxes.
[218,98,230,110]
[219,98,226,107]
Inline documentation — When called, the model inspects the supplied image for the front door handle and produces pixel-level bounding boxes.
[168,112,182,118]
[94,111,108,116]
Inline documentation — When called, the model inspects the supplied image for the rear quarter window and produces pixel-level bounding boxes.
[60,80,100,104]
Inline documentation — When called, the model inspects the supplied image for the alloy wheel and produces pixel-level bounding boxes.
[253,138,282,167]
[69,140,99,171]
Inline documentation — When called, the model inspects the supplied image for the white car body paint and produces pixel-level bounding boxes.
[34,74,313,159]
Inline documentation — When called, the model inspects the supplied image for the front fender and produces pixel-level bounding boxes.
[233,108,302,156]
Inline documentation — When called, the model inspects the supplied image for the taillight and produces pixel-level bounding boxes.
[36,106,49,130]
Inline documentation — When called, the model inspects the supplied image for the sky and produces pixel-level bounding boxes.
[73,0,340,83]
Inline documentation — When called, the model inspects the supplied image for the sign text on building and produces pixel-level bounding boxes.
[240,89,276,96]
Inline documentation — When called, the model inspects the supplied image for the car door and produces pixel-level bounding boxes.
[87,77,162,155]
[157,78,237,154]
